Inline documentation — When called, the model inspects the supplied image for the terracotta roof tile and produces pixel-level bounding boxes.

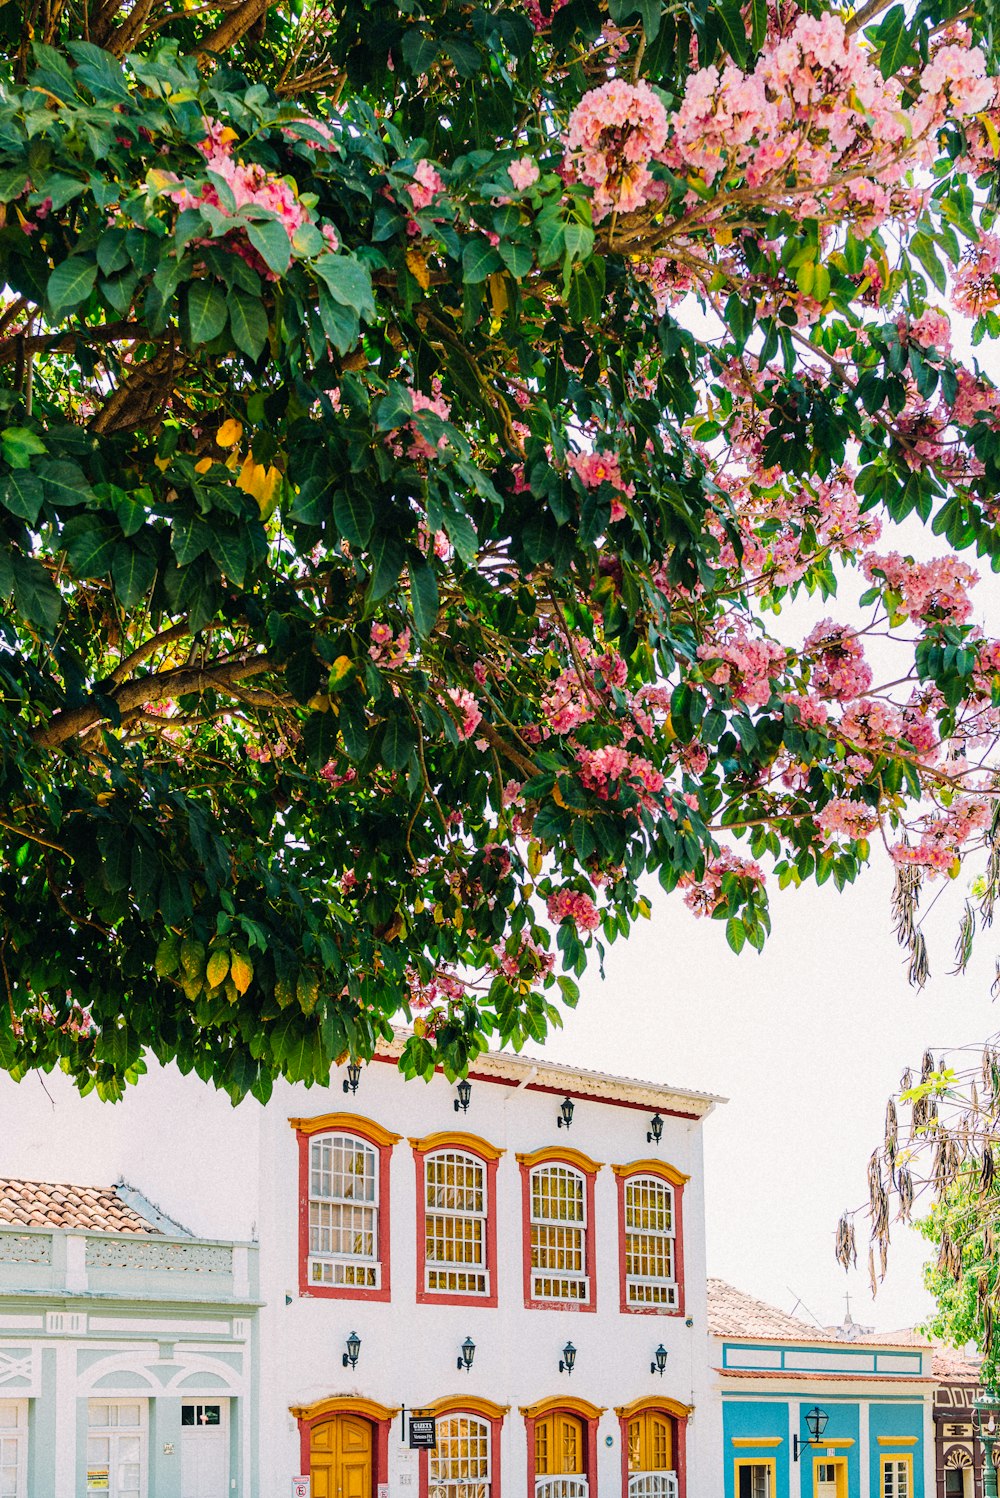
[0,1178,162,1235]
[707,1278,838,1341]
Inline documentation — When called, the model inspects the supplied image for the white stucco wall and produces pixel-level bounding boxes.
[0,1047,718,1496]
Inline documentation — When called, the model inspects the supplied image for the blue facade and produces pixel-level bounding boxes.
[718,1336,931,1498]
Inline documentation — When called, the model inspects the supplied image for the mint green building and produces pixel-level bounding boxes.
[0,1176,259,1498]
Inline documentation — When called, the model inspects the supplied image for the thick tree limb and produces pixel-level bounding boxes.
[32,656,277,749]
[197,0,276,56]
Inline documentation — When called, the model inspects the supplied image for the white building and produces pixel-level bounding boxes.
[0,1034,723,1498]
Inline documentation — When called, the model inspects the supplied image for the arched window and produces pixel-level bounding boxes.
[612,1161,687,1316]
[517,1148,601,1310]
[534,1411,589,1498]
[623,1176,676,1309]
[291,1113,400,1301]
[309,1133,379,1289]
[411,1133,503,1306]
[429,1415,492,1498]
[627,1410,677,1498]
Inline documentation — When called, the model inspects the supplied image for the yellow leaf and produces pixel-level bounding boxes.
[714,226,733,247]
[236,454,282,519]
[219,127,239,145]
[194,456,212,474]
[217,417,243,448]
[488,271,509,318]
[406,248,431,290]
[95,790,115,805]
[527,841,542,877]
[552,780,568,808]
[206,948,230,989]
[229,950,253,995]
[329,655,354,689]
[154,455,170,472]
[979,110,1000,159]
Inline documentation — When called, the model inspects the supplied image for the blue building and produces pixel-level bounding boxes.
[707,1280,934,1498]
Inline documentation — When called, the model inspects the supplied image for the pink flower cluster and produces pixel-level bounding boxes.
[568,450,635,521]
[576,745,665,810]
[890,798,992,875]
[697,622,787,708]
[547,887,601,931]
[563,79,668,220]
[407,160,445,211]
[817,797,878,840]
[803,620,872,700]
[953,233,1000,318]
[445,687,484,741]
[680,849,765,917]
[406,386,452,461]
[862,552,979,626]
[901,310,953,355]
[369,622,411,667]
[509,157,540,191]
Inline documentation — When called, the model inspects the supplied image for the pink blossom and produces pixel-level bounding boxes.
[547,887,601,931]
[862,551,979,626]
[564,80,668,221]
[408,160,445,211]
[803,620,872,700]
[509,157,540,191]
[817,797,878,840]
[446,687,483,740]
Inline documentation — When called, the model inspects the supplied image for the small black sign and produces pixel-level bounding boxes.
[409,1418,437,1450]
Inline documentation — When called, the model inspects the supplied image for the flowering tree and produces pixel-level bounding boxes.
[3,0,1000,1100]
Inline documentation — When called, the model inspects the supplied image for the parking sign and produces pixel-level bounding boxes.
[292,1479,311,1498]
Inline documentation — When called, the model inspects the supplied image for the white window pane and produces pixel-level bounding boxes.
[89,1406,112,1429]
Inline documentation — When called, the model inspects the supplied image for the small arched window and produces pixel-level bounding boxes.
[424,1150,489,1296]
[623,1176,676,1309]
[308,1132,380,1289]
[429,1415,492,1498]
[530,1165,588,1302]
[627,1410,678,1498]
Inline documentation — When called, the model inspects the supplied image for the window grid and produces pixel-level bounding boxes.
[628,1476,678,1498]
[736,1462,772,1498]
[0,1402,23,1498]
[530,1166,588,1302]
[308,1133,380,1288]
[624,1177,677,1308]
[87,1402,146,1498]
[883,1460,910,1498]
[425,1152,489,1295]
[536,1481,588,1498]
[428,1415,491,1498]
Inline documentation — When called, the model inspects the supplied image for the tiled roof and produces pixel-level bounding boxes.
[717,1368,936,1384]
[0,1178,162,1235]
[707,1278,837,1341]
[932,1344,982,1383]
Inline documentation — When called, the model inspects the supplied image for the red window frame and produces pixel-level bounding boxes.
[612,1159,688,1317]
[410,1131,503,1308]
[615,1397,691,1498]
[417,1396,508,1498]
[290,1111,401,1302]
[521,1396,605,1498]
[516,1146,602,1313]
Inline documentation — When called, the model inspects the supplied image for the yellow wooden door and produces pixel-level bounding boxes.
[311,1416,373,1498]
[627,1412,673,1473]
[535,1414,585,1475]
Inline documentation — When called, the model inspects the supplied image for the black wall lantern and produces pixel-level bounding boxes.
[454,1079,473,1114]
[557,1097,575,1130]
[457,1335,476,1373]
[342,1062,361,1095]
[559,1341,577,1375]
[792,1406,829,1461]
[342,1331,361,1369]
[651,1344,668,1376]
[647,1114,664,1146]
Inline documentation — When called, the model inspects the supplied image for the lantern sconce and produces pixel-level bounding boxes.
[457,1335,476,1373]
[792,1406,829,1461]
[651,1344,667,1376]
[647,1114,664,1146]
[557,1097,575,1130]
[454,1079,473,1114]
[559,1341,577,1375]
[342,1331,361,1370]
[342,1062,361,1095]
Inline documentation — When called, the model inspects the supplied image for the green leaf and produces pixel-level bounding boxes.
[726,917,746,954]
[877,5,912,78]
[367,531,405,602]
[381,712,416,770]
[499,241,533,279]
[11,552,60,633]
[304,709,339,767]
[334,488,375,548]
[228,289,269,360]
[187,280,228,345]
[1,427,47,470]
[62,516,117,578]
[246,218,293,277]
[563,223,594,264]
[713,0,747,64]
[408,554,439,637]
[39,459,92,508]
[0,168,29,203]
[112,543,157,609]
[748,0,767,51]
[47,257,98,318]
[462,237,503,284]
[0,471,44,525]
[314,254,376,321]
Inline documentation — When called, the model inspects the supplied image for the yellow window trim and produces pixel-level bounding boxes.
[812,1456,848,1498]
[427,1395,509,1420]
[516,1146,603,1175]
[410,1131,504,1161]
[876,1437,918,1446]
[731,1438,782,1448]
[611,1159,690,1186]
[522,1396,606,1421]
[734,1457,776,1492]
[288,1113,402,1148]
[615,1396,692,1422]
[812,1439,854,1448]
[289,1395,400,1423]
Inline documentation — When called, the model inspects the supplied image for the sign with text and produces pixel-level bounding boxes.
[292,1479,311,1498]
[408,1417,437,1449]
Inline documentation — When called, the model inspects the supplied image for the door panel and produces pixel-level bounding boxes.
[311,1415,373,1498]
[535,1415,584,1476]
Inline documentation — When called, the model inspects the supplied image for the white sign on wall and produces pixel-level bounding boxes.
[292,1479,311,1498]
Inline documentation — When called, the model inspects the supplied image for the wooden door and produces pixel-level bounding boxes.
[311,1415,373,1498]
[627,1412,673,1473]
[535,1413,584,1475]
